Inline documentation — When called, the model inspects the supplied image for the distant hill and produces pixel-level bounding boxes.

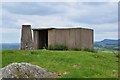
[94,39,120,50]
[1,39,119,50]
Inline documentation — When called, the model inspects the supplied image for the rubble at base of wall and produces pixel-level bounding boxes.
[0,62,58,79]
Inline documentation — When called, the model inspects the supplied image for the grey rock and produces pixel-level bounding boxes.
[0,62,58,79]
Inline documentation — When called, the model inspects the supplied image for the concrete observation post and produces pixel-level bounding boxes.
[20,25,33,50]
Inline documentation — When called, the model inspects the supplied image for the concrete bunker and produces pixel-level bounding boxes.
[20,25,94,50]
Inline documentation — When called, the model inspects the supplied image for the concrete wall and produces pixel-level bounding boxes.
[48,28,93,50]
[73,29,81,49]
[33,30,39,49]
[80,28,93,49]
[48,29,56,46]
[20,25,33,50]
[33,28,93,50]
[48,29,70,49]
[49,28,82,50]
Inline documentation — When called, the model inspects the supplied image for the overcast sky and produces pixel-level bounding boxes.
[1,1,118,43]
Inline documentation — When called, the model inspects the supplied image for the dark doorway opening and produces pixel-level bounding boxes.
[38,30,48,49]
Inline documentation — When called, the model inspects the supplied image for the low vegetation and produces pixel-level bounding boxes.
[83,48,98,53]
[48,44,68,50]
[1,50,118,78]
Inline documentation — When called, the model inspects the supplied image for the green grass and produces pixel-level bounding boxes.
[1,50,118,78]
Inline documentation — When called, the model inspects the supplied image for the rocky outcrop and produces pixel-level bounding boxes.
[0,62,58,79]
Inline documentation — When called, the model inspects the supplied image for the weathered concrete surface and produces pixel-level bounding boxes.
[48,28,93,50]
[33,28,94,50]
[33,30,39,49]
[0,63,58,79]
[48,29,56,47]
[81,28,93,49]
[20,25,33,50]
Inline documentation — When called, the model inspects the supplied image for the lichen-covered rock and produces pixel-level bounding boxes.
[0,62,58,79]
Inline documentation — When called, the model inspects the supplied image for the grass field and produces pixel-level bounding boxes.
[1,50,118,78]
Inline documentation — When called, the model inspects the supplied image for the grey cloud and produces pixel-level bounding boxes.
[66,2,118,24]
[2,2,118,26]
[2,2,64,15]
[71,13,117,24]
[82,2,108,6]
[2,9,21,29]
